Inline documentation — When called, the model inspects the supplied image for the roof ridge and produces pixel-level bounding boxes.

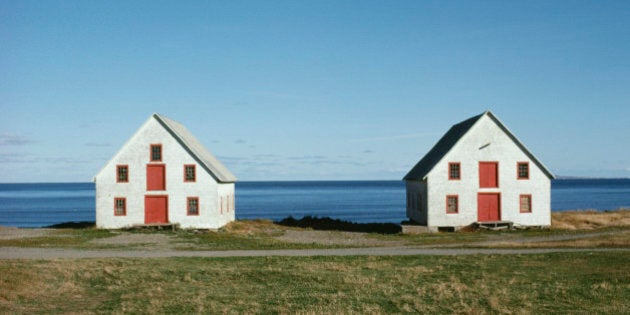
[153,114,237,183]
[403,111,553,180]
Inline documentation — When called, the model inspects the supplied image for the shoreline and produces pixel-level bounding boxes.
[1,208,629,230]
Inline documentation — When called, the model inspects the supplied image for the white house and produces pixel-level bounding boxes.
[403,111,554,231]
[94,113,237,229]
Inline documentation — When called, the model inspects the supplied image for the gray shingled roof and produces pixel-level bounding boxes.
[403,111,554,181]
[154,113,237,183]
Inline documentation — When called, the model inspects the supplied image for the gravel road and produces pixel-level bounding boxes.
[1,246,628,260]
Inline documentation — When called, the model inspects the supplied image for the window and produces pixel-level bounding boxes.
[187,197,199,215]
[150,144,162,162]
[219,196,223,214]
[520,195,532,213]
[446,195,458,213]
[517,162,529,180]
[449,162,461,180]
[114,198,126,216]
[184,165,196,182]
[416,193,422,211]
[116,165,128,183]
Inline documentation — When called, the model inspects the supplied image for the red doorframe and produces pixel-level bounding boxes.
[145,195,168,224]
[147,164,166,191]
[477,193,501,222]
[479,161,499,188]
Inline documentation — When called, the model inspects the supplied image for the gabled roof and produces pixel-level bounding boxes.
[94,114,237,183]
[153,114,237,183]
[403,111,554,180]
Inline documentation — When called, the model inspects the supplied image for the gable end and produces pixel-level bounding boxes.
[403,111,554,181]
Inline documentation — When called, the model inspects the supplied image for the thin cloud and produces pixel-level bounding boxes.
[351,132,439,142]
[85,142,112,147]
[253,154,280,158]
[0,154,90,164]
[0,153,33,163]
[234,139,247,144]
[217,156,247,163]
[0,133,34,146]
[47,157,92,164]
[287,155,327,161]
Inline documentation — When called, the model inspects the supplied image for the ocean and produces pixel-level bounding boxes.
[0,179,629,228]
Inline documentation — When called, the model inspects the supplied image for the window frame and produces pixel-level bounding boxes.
[114,197,126,216]
[517,162,530,180]
[150,144,162,162]
[519,194,532,213]
[446,195,459,214]
[116,165,129,183]
[448,162,461,180]
[187,197,199,216]
[184,164,196,182]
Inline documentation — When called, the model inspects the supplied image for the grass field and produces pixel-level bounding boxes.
[1,252,628,313]
[1,211,629,313]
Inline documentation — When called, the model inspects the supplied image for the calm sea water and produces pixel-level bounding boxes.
[0,179,628,228]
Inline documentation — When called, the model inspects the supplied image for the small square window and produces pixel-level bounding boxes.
[187,197,199,216]
[114,198,126,216]
[151,144,162,162]
[184,165,196,182]
[520,195,532,213]
[449,163,461,180]
[117,165,128,183]
[446,195,458,213]
[517,162,529,179]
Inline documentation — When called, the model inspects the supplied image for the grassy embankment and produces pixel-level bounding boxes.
[1,252,628,313]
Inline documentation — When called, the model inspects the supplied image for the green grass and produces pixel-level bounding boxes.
[172,229,344,250]
[1,252,628,313]
[370,226,630,247]
[2,224,629,250]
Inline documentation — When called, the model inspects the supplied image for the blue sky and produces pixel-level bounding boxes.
[1,1,629,182]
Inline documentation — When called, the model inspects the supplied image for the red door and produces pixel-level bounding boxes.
[479,162,499,188]
[478,193,500,222]
[147,164,166,191]
[145,196,168,224]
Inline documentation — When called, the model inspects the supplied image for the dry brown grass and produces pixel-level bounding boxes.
[220,219,287,236]
[488,230,630,248]
[552,209,630,230]
[536,232,630,247]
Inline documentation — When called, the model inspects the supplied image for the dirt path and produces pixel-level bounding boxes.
[1,246,628,260]
[0,227,56,240]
